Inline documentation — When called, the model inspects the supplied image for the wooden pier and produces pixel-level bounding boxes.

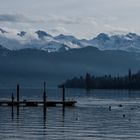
[0,100,77,107]
[0,83,77,108]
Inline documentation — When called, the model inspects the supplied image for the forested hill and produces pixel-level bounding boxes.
[0,45,140,86]
[61,70,140,90]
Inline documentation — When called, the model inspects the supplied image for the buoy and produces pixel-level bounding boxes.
[76,117,79,121]
[123,114,125,118]
[119,104,123,107]
[109,106,111,111]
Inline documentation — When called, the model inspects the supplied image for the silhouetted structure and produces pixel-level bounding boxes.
[85,73,92,90]
[17,84,20,105]
[43,82,47,107]
[11,93,14,106]
[128,69,132,89]
[62,85,65,111]
[43,82,47,119]
[0,83,76,107]
[11,93,14,119]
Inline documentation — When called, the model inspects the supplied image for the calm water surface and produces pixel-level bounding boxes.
[0,88,140,140]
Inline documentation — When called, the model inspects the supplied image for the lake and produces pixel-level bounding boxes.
[0,88,140,140]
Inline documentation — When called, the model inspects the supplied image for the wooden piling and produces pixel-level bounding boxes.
[62,85,65,110]
[17,84,20,105]
[43,82,46,117]
[16,84,20,117]
[11,93,14,106]
[43,82,46,106]
[11,93,14,119]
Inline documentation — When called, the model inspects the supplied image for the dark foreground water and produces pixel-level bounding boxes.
[0,88,140,140]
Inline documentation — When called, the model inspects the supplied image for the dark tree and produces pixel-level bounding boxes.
[85,73,92,90]
[128,69,132,89]
[61,70,140,90]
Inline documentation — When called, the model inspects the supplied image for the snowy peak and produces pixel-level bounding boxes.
[35,30,52,39]
[43,41,70,52]
[55,34,76,41]
[95,33,110,41]
[0,28,7,34]
[126,33,138,38]
[17,31,27,37]
[0,28,140,53]
[55,34,83,48]
[88,32,140,52]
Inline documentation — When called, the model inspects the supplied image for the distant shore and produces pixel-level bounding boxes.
[60,70,140,90]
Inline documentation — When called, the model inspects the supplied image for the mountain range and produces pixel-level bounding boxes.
[0,44,139,86]
[1,28,140,53]
[0,28,140,86]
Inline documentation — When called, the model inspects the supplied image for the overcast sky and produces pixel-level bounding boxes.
[0,0,140,38]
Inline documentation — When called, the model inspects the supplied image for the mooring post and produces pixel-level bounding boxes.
[43,82,47,121]
[16,84,20,117]
[11,93,14,119]
[17,84,20,106]
[11,93,14,106]
[62,85,65,110]
[43,82,46,106]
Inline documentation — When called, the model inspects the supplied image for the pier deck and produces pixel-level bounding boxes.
[0,83,77,108]
[0,100,77,107]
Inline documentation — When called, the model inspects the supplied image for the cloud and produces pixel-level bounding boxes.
[42,15,100,38]
[0,13,138,39]
[103,24,135,34]
[46,15,98,26]
[0,14,32,23]
[50,27,70,35]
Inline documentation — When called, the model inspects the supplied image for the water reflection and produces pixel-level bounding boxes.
[62,107,65,124]
[17,106,19,117]
[11,106,14,120]
[43,106,46,122]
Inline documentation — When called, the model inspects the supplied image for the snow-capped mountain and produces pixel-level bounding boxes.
[0,28,7,34]
[35,30,52,39]
[17,31,27,37]
[0,29,71,52]
[1,28,140,53]
[89,33,140,52]
[54,34,84,49]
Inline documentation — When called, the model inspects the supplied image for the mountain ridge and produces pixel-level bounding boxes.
[0,45,139,86]
[0,28,140,53]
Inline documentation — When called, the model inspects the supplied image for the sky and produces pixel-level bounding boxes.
[0,0,140,39]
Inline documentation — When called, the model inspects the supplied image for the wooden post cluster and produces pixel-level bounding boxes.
[0,83,76,109]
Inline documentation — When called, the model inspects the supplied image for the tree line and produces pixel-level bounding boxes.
[59,70,140,90]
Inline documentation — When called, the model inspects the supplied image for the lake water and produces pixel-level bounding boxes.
[0,88,140,140]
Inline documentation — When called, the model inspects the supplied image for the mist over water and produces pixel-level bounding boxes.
[0,88,140,139]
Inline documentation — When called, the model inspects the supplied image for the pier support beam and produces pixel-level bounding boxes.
[11,93,14,106]
[16,84,20,117]
[43,82,47,120]
[43,82,46,106]
[17,84,20,105]
[11,93,14,119]
[62,85,65,110]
